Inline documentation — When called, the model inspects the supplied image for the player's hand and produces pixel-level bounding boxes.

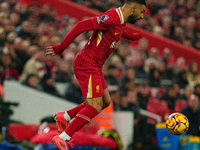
[132,33,142,41]
[45,46,56,56]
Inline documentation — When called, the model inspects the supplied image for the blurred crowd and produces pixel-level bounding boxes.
[0,0,200,149]
[71,0,200,50]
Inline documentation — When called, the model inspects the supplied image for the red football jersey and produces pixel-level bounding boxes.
[74,8,126,69]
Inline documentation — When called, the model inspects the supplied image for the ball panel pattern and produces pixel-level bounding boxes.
[166,113,189,135]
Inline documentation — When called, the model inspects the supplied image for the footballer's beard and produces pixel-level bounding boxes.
[128,15,138,24]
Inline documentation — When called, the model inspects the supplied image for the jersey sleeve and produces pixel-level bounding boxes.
[53,18,95,55]
[91,11,117,30]
[122,30,142,41]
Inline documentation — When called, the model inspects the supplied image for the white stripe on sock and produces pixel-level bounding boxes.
[64,111,71,121]
[77,114,90,122]
[59,131,71,141]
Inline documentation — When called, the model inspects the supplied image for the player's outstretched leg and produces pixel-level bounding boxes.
[55,102,86,133]
[52,103,100,150]
[52,135,73,150]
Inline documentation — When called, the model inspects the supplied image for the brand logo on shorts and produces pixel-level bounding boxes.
[96,85,100,93]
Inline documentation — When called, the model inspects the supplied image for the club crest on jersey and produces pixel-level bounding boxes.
[100,15,109,22]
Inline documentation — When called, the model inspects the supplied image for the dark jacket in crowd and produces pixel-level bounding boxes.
[65,82,84,104]
[180,106,200,136]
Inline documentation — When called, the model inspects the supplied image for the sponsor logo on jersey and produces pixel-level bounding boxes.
[100,15,109,22]
[115,32,120,35]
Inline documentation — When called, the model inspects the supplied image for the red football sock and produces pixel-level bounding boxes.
[65,105,99,137]
[67,102,86,119]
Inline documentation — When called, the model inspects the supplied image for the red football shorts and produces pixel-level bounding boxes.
[73,63,107,99]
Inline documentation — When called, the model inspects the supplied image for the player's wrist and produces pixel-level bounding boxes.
[52,44,63,55]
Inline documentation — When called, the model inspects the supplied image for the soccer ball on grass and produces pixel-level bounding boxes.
[166,113,189,135]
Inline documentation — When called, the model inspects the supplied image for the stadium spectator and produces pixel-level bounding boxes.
[144,58,156,74]
[39,4,56,22]
[137,37,149,51]
[119,91,129,111]
[144,48,160,73]
[180,94,200,136]
[15,20,33,40]
[105,65,119,86]
[116,40,131,64]
[110,90,121,111]
[0,53,19,81]
[126,90,139,111]
[63,51,76,76]
[6,31,16,45]
[38,35,51,50]
[193,83,200,101]
[155,60,165,80]
[39,73,61,98]
[120,77,135,93]
[0,63,5,85]
[124,54,135,68]
[172,82,181,97]
[44,55,60,79]
[0,28,6,47]
[132,50,148,80]
[187,61,200,87]
[0,2,10,13]
[174,56,187,74]
[161,48,172,64]
[173,70,188,89]
[148,67,161,88]
[37,22,49,37]
[137,82,151,110]
[26,45,40,57]
[178,85,194,101]
[159,83,179,110]
[148,47,160,60]
[10,12,21,26]
[55,60,72,83]
[19,50,46,82]
[127,88,159,150]
[162,57,176,80]
[109,55,125,80]
[21,73,39,89]
[194,32,200,49]
[65,75,84,104]
[120,68,136,90]
[14,37,30,74]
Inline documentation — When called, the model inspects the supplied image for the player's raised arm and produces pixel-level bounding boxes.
[45,18,95,56]
[122,29,142,41]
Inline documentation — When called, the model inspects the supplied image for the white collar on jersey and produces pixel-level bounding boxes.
[116,7,124,24]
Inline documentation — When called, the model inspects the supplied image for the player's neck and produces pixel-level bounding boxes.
[121,4,130,23]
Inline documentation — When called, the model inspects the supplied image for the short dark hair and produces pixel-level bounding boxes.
[126,0,146,6]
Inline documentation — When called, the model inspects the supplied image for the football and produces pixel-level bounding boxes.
[166,113,189,135]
